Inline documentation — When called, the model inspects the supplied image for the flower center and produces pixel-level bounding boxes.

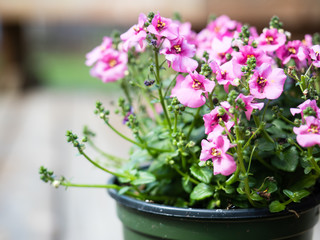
[265,36,274,44]
[133,26,142,34]
[288,47,296,54]
[257,76,267,92]
[211,148,221,157]
[157,20,166,31]
[173,45,182,54]
[192,79,203,90]
[247,54,254,60]
[308,124,319,134]
[108,59,117,68]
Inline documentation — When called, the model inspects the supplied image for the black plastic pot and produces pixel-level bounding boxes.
[108,178,320,240]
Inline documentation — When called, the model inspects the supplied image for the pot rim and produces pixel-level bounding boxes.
[107,176,320,219]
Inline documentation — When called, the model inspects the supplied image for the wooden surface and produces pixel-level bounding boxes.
[0,88,320,240]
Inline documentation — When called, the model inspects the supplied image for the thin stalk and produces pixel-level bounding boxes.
[154,50,172,130]
[308,147,320,175]
[87,139,126,165]
[234,114,257,207]
[173,165,200,184]
[186,107,201,140]
[242,126,262,150]
[106,121,172,153]
[78,148,135,180]
[279,114,299,126]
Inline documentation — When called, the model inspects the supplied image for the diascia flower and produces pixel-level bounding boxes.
[203,102,234,134]
[210,60,239,93]
[200,132,236,176]
[290,99,320,123]
[147,13,175,41]
[89,49,128,83]
[248,63,286,100]
[235,94,264,120]
[120,13,147,52]
[257,28,286,53]
[293,116,320,147]
[85,37,113,66]
[276,40,308,69]
[171,71,215,108]
[160,37,198,73]
[309,45,320,68]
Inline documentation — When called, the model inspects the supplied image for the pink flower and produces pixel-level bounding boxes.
[147,13,176,40]
[85,37,113,66]
[203,101,234,134]
[293,116,320,147]
[309,45,320,68]
[232,45,273,78]
[200,132,236,176]
[171,71,215,108]
[290,99,320,122]
[208,36,233,65]
[210,60,239,92]
[160,38,198,73]
[120,13,147,52]
[233,45,273,66]
[276,40,308,69]
[257,28,286,53]
[235,94,264,120]
[248,63,286,99]
[205,15,240,39]
[90,49,128,83]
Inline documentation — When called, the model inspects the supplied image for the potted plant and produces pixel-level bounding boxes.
[40,12,320,239]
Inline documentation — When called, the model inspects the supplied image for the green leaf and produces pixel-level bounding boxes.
[118,186,130,195]
[283,189,310,202]
[190,183,214,200]
[271,146,299,172]
[269,200,286,212]
[257,138,275,151]
[289,175,318,191]
[129,149,152,164]
[182,176,193,193]
[131,171,156,186]
[190,165,213,184]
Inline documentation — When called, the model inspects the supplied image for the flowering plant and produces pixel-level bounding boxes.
[40,12,320,213]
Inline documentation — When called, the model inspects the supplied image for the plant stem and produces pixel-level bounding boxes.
[105,121,172,153]
[87,139,126,165]
[173,165,199,184]
[186,107,201,140]
[61,182,120,189]
[308,147,320,175]
[154,50,172,130]
[234,114,257,207]
[78,148,134,180]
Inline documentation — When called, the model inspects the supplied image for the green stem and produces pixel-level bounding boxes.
[173,165,199,184]
[262,100,270,122]
[78,148,134,180]
[121,78,132,106]
[234,114,257,207]
[62,182,120,189]
[87,139,126,165]
[279,115,299,126]
[242,125,262,150]
[308,147,320,175]
[186,107,201,140]
[226,166,240,185]
[106,121,172,153]
[154,50,172,130]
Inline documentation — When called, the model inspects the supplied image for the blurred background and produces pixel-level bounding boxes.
[0,0,319,239]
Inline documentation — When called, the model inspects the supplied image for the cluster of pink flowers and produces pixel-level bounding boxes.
[86,13,320,176]
[292,100,320,147]
[86,37,128,82]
